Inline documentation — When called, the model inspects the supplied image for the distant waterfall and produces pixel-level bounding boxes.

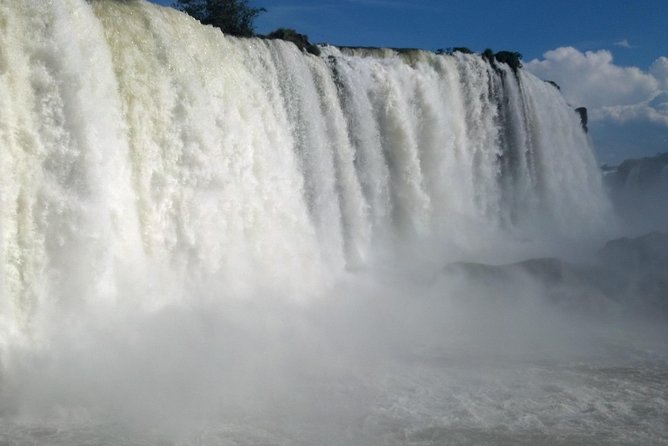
[0,0,611,331]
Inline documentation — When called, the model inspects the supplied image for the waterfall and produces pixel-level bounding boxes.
[0,0,611,335]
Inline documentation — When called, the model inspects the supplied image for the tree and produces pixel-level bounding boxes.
[174,0,266,37]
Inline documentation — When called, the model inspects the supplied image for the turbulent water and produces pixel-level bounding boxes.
[0,1,666,445]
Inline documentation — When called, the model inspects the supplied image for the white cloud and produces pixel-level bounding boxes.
[650,57,668,89]
[525,47,668,163]
[525,47,658,108]
[592,99,668,127]
[614,39,634,49]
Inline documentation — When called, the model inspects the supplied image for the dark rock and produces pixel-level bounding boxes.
[442,257,617,316]
[603,152,668,230]
[598,233,668,315]
[481,48,495,64]
[266,28,320,56]
[614,152,668,188]
[479,49,523,79]
[493,51,523,73]
[442,234,668,319]
[599,232,668,273]
[575,107,588,132]
[446,47,474,55]
[445,258,576,285]
[545,80,561,90]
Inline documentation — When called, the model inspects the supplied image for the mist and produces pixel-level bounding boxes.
[0,1,666,445]
[2,234,666,444]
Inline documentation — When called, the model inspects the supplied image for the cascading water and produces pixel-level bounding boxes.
[0,0,609,317]
[5,2,663,446]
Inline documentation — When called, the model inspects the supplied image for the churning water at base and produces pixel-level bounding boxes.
[0,1,666,445]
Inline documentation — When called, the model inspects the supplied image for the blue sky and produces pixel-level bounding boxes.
[150,0,668,164]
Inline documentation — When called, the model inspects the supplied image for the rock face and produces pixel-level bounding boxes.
[545,80,561,90]
[442,233,668,319]
[603,152,668,231]
[599,232,668,273]
[611,152,668,189]
[599,232,668,315]
[575,107,588,132]
[444,257,611,313]
[446,258,576,287]
[480,49,523,75]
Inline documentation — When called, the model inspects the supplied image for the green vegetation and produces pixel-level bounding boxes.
[173,0,265,37]
[266,28,321,56]
[167,2,526,73]
[452,47,474,54]
[493,51,522,73]
[482,48,495,63]
[437,47,474,55]
[172,2,321,55]
[480,48,522,74]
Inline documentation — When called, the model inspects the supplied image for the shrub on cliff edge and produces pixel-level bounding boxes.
[174,0,265,37]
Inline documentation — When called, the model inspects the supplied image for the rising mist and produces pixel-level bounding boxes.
[0,1,665,445]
